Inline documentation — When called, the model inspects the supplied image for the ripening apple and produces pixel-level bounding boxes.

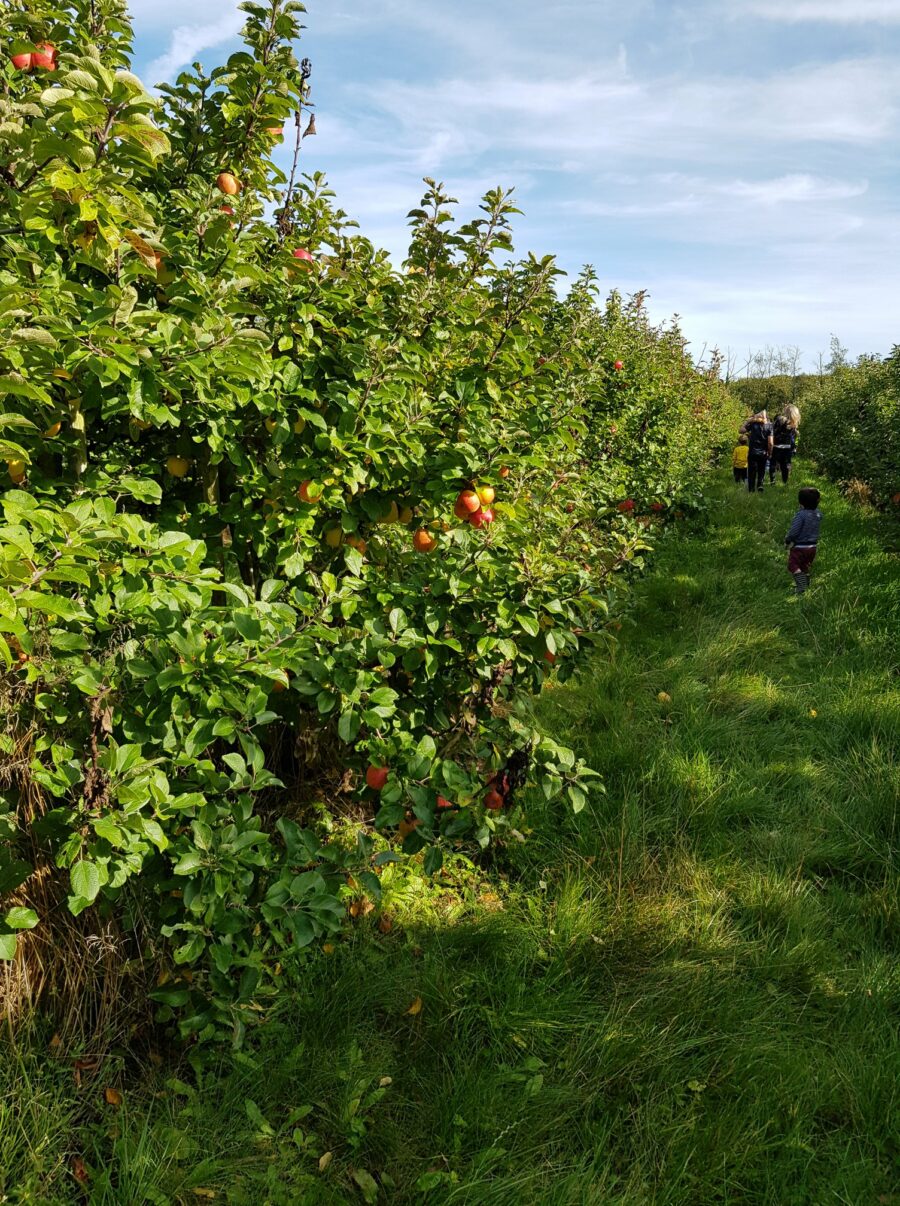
[166,456,190,477]
[436,795,454,810]
[484,788,504,810]
[377,501,399,525]
[455,489,480,516]
[614,360,624,371]
[266,126,284,137]
[476,485,495,507]
[346,534,367,555]
[298,480,322,504]
[617,499,634,513]
[324,525,343,548]
[366,765,389,791]
[272,676,289,693]
[293,417,306,435]
[265,418,277,433]
[413,528,437,553]
[220,204,235,217]
[499,467,510,479]
[10,51,32,70]
[32,43,56,70]
[651,502,664,512]
[398,505,414,525]
[292,248,314,262]
[468,507,494,529]
[216,172,241,195]
[44,422,61,437]
[7,459,26,482]
[544,650,556,665]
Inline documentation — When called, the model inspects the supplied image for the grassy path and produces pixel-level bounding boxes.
[4,472,898,1204]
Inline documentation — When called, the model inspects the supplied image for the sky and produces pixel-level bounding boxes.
[128,0,900,371]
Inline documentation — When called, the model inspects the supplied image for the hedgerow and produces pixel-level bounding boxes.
[0,0,738,1041]
[801,352,900,506]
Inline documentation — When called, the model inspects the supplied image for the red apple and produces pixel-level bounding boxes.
[366,765,389,792]
[292,248,314,262]
[484,789,504,810]
[298,480,322,504]
[10,51,32,70]
[216,172,241,195]
[651,502,664,512]
[469,507,494,529]
[499,467,510,479]
[413,528,437,553]
[32,43,56,70]
[220,204,235,216]
[544,650,556,665]
[456,489,480,515]
[613,360,624,371]
[436,795,454,810]
[617,499,634,513]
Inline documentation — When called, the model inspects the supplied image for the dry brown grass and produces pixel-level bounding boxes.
[1,728,153,1051]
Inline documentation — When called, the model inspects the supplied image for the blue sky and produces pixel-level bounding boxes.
[129,0,900,370]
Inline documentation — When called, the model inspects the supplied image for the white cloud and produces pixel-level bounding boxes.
[349,57,900,177]
[144,12,244,84]
[741,0,900,22]
[714,174,868,204]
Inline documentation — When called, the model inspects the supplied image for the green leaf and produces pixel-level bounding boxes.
[4,906,38,931]
[70,860,101,904]
[173,851,204,875]
[423,847,443,876]
[351,1169,379,1204]
[0,932,17,960]
[338,710,361,743]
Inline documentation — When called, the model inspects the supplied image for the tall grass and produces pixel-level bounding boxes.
[3,471,897,1204]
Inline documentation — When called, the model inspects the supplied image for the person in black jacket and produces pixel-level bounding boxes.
[746,412,773,493]
[769,405,800,485]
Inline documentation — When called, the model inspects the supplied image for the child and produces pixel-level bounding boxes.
[784,487,822,594]
[732,434,749,484]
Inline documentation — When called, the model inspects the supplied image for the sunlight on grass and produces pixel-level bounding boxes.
[3,470,897,1205]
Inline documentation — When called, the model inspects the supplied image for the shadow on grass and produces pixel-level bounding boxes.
[4,472,897,1205]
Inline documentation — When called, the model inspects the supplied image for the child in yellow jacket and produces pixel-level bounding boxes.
[732,435,749,485]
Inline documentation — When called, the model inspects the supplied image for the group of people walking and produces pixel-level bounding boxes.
[732,405,800,493]
[731,404,822,595]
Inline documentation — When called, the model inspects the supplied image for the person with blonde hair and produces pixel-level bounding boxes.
[746,410,773,493]
[769,404,801,486]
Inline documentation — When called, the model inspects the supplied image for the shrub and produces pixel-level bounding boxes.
[1,0,738,1040]
[802,353,900,505]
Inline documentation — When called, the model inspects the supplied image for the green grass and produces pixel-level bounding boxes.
[3,471,898,1204]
